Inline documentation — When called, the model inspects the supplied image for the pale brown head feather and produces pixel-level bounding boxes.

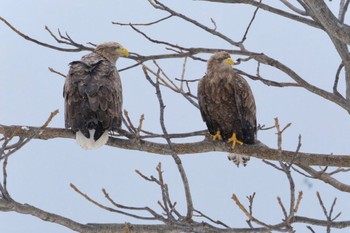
[94,41,128,63]
[207,51,232,72]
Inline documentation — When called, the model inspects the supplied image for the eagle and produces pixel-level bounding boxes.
[63,42,128,149]
[198,51,256,166]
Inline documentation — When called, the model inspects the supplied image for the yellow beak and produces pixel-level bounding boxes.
[223,57,234,66]
[118,47,129,57]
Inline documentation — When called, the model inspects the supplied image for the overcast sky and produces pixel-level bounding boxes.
[1,1,350,232]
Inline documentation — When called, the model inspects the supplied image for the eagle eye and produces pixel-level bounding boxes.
[217,57,227,62]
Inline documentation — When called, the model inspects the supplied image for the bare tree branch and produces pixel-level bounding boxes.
[149,0,242,48]
[297,164,350,192]
[197,0,322,29]
[112,15,173,26]
[0,16,92,52]
[334,63,345,97]
[280,0,307,15]
[70,183,158,221]
[240,0,261,44]
[339,0,350,23]
[143,65,194,221]
[2,1,350,232]
[304,0,350,44]
[2,124,350,168]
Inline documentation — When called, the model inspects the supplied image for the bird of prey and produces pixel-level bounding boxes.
[63,42,128,149]
[198,51,256,166]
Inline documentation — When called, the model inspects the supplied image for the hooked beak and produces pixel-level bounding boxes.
[223,57,234,66]
[118,47,129,57]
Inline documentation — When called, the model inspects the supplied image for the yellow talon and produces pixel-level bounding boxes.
[212,130,222,141]
[228,133,243,149]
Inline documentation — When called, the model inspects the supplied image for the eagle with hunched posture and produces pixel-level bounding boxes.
[64,42,128,149]
[198,51,257,166]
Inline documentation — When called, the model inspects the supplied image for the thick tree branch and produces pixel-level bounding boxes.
[1,125,350,168]
[304,0,350,44]
[0,198,90,232]
[2,192,350,233]
[304,1,350,101]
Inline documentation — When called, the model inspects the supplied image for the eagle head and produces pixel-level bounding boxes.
[95,41,129,63]
[207,51,234,71]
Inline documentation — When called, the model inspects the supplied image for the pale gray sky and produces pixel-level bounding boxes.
[1,1,349,232]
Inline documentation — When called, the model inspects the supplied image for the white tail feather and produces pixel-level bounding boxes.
[76,130,109,149]
[228,153,250,167]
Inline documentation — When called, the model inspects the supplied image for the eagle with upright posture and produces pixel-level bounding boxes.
[198,51,256,166]
[64,42,128,149]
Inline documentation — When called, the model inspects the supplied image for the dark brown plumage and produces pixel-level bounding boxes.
[198,52,256,165]
[63,42,128,149]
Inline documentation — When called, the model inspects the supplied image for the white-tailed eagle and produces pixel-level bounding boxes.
[198,51,256,166]
[63,42,128,149]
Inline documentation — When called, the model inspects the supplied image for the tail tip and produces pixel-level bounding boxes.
[75,130,109,149]
[228,153,250,167]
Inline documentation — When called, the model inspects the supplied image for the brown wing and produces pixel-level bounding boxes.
[197,69,256,144]
[230,71,256,144]
[64,53,122,140]
[198,74,220,136]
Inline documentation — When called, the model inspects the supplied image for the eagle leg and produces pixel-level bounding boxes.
[228,133,243,149]
[212,130,222,141]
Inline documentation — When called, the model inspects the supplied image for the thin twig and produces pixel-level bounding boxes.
[327,167,350,176]
[240,0,261,43]
[180,56,188,90]
[297,164,350,192]
[130,24,186,51]
[48,67,66,78]
[148,0,241,47]
[123,110,137,134]
[193,209,230,228]
[280,0,307,15]
[231,194,280,230]
[136,114,145,136]
[156,162,175,221]
[294,191,303,213]
[263,160,284,172]
[334,63,344,98]
[307,226,316,233]
[2,156,10,199]
[237,69,300,88]
[316,192,331,233]
[277,196,288,219]
[143,64,199,108]
[339,0,350,23]
[112,15,173,26]
[246,192,256,228]
[210,18,217,31]
[70,183,156,220]
[143,65,194,221]
[0,16,90,52]
[175,78,201,83]
[0,110,58,160]
[102,188,164,221]
[135,169,157,183]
